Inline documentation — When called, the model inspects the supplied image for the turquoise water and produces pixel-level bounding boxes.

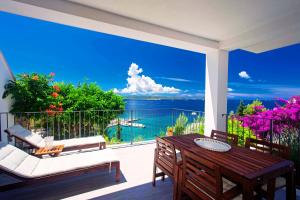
[107,99,276,142]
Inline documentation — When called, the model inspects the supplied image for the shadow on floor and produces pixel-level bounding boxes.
[91,179,173,200]
[0,170,126,200]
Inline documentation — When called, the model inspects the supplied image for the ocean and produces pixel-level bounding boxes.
[107,99,277,142]
[124,99,276,112]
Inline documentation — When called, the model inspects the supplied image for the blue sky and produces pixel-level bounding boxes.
[0,11,299,100]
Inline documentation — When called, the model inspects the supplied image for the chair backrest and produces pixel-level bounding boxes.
[211,130,238,146]
[155,137,177,177]
[245,138,290,159]
[181,149,222,200]
[5,124,43,148]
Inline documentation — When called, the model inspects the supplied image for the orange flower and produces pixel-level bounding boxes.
[32,75,39,81]
[51,92,59,98]
[53,85,61,92]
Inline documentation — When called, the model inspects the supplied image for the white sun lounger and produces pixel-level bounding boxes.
[0,142,120,191]
[5,124,106,151]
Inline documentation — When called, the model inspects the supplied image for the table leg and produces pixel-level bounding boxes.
[266,178,275,200]
[286,170,296,200]
[173,166,178,200]
[242,183,254,200]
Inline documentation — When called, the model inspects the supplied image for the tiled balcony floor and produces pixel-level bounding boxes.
[0,143,299,200]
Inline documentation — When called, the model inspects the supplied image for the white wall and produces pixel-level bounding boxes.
[0,52,14,143]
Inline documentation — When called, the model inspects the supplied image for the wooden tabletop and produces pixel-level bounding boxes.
[35,145,64,156]
[164,134,294,181]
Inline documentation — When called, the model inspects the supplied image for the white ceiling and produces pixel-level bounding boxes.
[69,0,300,42]
[2,0,300,53]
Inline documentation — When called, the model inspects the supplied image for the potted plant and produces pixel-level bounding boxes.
[166,127,173,136]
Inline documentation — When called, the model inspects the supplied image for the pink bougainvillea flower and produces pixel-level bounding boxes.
[49,72,55,77]
[239,95,300,137]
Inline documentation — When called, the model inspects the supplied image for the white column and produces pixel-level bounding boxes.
[204,49,228,136]
[0,52,14,143]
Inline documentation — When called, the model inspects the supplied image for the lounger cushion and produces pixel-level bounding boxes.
[0,143,118,179]
[7,125,106,149]
[0,143,39,178]
[7,125,44,147]
[33,149,117,177]
[43,136,106,148]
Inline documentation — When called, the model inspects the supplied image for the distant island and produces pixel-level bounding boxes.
[123,95,204,100]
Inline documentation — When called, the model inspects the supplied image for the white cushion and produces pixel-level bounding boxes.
[32,149,118,177]
[7,125,44,147]
[37,135,105,148]
[223,177,236,192]
[0,143,40,178]
[8,125,106,149]
[14,156,40,177]
[175,149,182,162]
[0,142,15,160]
[52,135,106,148]
[0,143,118,179]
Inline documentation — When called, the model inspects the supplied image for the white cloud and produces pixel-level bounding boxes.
[114,63,180,94]
[156,77,198,83]
[227,88,234,92]
[238,71,250,79]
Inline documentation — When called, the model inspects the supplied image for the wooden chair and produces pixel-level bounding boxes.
[245,138,290,159]
[211,130,238,146]
[153,137,182,199]
[245,138,292,199]
[178,149,241,200]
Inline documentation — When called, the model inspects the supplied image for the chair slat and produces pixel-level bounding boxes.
[211,130,238,146]
[181,150,221,199]
[245,138,290,159]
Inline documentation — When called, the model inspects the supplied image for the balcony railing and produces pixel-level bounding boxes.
[223,114,300,186]
[0,109,204,144]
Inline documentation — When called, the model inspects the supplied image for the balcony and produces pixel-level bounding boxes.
[1,142,299,199]
[1,0,300,199]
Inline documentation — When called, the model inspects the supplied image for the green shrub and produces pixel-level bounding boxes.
[174,113,188,136]
[133,135,144,142]
[2,72,125,139]
[243,100,265,115]
[236,100,246,116]
[227,118,255,145]
[2,73,56,112]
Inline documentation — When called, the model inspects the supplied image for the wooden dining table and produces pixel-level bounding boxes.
[164,134,296,200]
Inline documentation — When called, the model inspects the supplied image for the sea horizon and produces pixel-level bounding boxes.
[124,98,278,113]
